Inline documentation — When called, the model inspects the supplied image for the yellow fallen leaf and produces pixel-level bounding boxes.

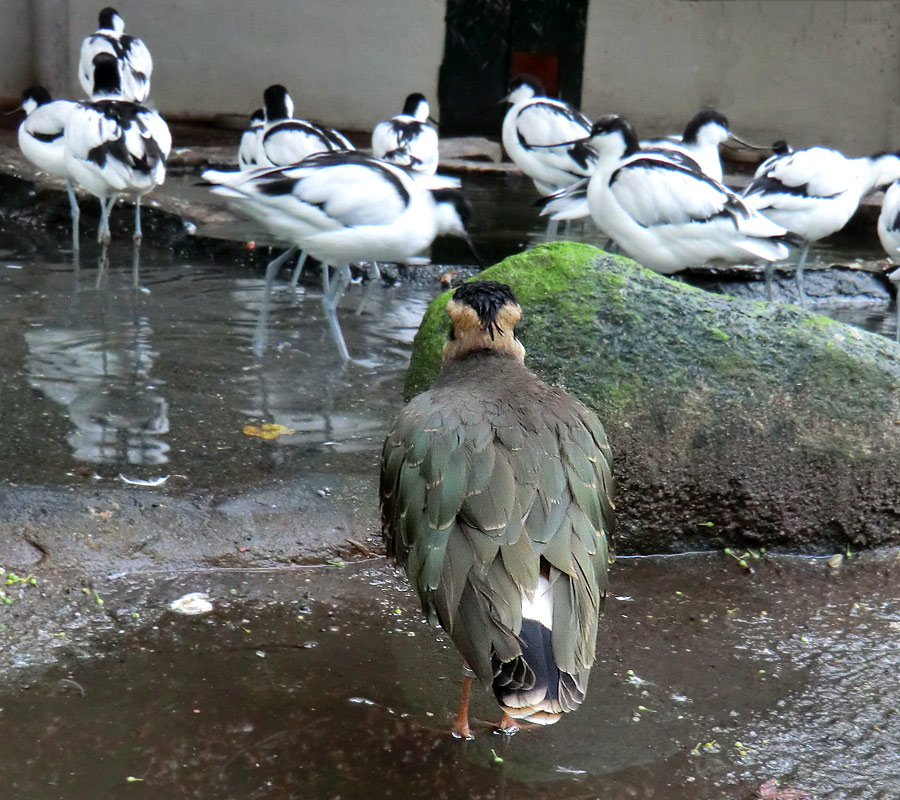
[242,423,296,440]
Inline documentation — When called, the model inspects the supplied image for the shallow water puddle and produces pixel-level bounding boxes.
[0,248,430,486]
[2,553,898,799]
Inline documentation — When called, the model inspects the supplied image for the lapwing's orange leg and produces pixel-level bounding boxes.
[494,712,519,735]
[451,675,475,739]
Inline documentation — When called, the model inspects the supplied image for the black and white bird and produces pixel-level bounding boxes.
[753,140,793,180]
[501,76,596,197]
[743,145,900,305]
[259,84,353,167]
[372,92,439,175]
[77,7,153,103]
[17,87,81,255]
[642,108,758,183]
[542,114,789,274]
[877,180,900,341]
[237,109,265,170]
[65,53,171,246]
[255,85,357,291]
[203,151,476,359]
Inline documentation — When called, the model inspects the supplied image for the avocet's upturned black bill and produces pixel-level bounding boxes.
[641,108,763,183]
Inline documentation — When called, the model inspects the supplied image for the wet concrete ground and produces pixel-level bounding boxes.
[2,552,899,799]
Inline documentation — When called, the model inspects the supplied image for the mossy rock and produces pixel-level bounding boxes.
[406,242,900,553]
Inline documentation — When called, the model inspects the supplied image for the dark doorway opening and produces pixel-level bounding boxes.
[438,0,590,137]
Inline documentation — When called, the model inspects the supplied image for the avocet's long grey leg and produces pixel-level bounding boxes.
[356,262,381,316]
[795,241,811,309]
[765,261,775,302]
[263,246,299,296]
[133,196,143,246]
[98,197,110,245]
[132,242,141,289]
[98,193,119,245]
[324,264,352,310]
[289,251,309,292]
[322,264,352,362]
[96,243,110,287]
[252,246,300,357]
[544,217,559,242]
[65,180,80,258]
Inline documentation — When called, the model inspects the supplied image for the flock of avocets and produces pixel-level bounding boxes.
[15,6,900,352]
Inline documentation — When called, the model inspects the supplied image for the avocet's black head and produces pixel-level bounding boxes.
[444,281,524,362]
[589,114,639,155]
[430,188,480,264]
[263,84,293,122]
[21,86,52,108]
[505,74,545,104]
[682,108,729,144]
[771,140,792,156]
[92,52,122,97]
[249,108,265,124]
[402,92,428,118]
[98,6,124,32]
[431,188,473,228]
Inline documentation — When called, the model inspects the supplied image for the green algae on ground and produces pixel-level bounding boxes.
[405,243,900,552]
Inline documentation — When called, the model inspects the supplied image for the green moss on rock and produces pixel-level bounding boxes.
[406,243,900,553]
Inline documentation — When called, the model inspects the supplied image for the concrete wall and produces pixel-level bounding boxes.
[0,0,34,100]
[10,0,900,153]
[62,0,446,128]
[582,0,900,155]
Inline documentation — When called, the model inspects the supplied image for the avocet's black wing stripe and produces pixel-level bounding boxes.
[610,156,751,228]
[744,174,845,201]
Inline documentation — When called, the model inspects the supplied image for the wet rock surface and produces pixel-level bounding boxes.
[407,243,900,554]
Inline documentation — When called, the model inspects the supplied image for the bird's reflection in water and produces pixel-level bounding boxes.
[25,245,169,466]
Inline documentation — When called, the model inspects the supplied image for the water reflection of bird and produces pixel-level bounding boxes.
[17,87,81,255]
[380,281,614,736]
